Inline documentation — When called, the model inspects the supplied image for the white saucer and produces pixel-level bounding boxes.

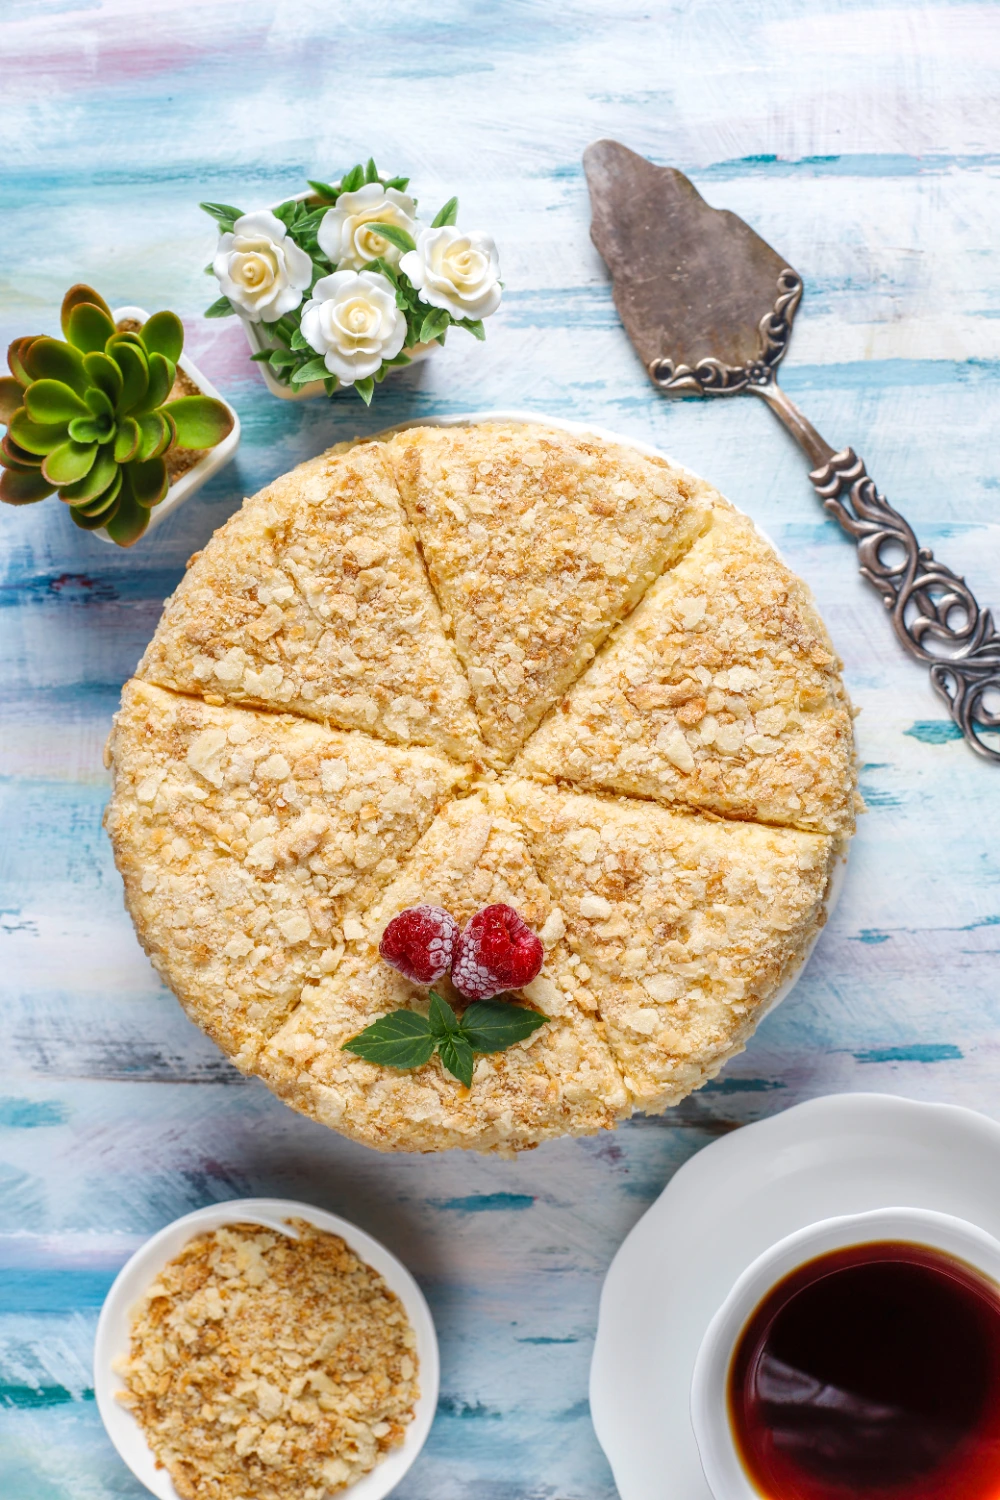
[94,1197,439,1500]
[589,1092,1000,1500]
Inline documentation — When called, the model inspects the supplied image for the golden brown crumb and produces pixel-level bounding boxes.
[115,1221,418,1500]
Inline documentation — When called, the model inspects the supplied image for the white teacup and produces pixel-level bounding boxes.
[689,1206,1000,1500]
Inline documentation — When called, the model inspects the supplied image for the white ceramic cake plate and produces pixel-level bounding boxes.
[94,1197,439,1500]
[589,1092,1000,1500]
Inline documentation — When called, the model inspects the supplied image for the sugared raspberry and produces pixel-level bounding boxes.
[379,905,458,985]
[451,903,545,1000]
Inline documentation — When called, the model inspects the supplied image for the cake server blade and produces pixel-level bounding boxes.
[583,138,1000,763]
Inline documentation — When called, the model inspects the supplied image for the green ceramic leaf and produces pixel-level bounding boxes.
[139,311,184,364]
[0,377,24,423]
[204,296,236,318]
[126,455,169,507]
[22,337,89,395]
[353,376,374,406]
[131,353,174,417]
[9,408,68,455]
[366,221,416,254]
[112,342,149,414]
[103,475,150,546]
[419,307,450,345]
[57,443,118,504]
[0,467,56,505]
[340,163,365,193]
[199,201,245,226]
[25,379,92,424]
[67,301,116,355]
[162,395,233,449]
[458,318,486,341]
[431,196,459,228]
[113,417,141,464]
[135,412,169,462]
[41,439,97,485]
[60,284,114,339]
[83,351,123,406]
[307,179,340,202]
[365,157,380,184]
[290,358,328,386]
[383,176,410,192]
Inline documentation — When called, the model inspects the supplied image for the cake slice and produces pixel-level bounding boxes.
[518,502,856,835]
[386,424,710,763]
[506,781,837,1111]
[103,680,469,1068]
[137,442,484,763]
[259,790,629,1153]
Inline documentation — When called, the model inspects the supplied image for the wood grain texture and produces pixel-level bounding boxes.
[2,1,1000,1495]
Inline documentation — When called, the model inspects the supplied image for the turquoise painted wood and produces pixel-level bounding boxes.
[3,2,1000,1494]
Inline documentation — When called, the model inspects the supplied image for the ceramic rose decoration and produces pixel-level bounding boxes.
[202,158,502,404]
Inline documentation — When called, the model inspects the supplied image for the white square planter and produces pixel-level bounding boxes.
[94,305,241,544]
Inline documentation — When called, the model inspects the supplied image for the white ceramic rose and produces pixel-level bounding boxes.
[212,210,313,323]
[399,226,502,322]
[317,184,419,271]
[299,269,407,384]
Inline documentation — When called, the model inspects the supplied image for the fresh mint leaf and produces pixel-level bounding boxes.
[419,307,451,344]
[307,179,340,202]
[460,999,549,1053]
[291,357,329,384]
[437,1033,475,1088]
[428,990,462,1037]
[204,296,236,318]
[458,318,486,341]
[342,1009,435,1070]
[340,163,365,194]
[200,201,245,226]
[367,222,416,254]
[431,196,459,228]
[354,376,375,406]
[365,156,380,184]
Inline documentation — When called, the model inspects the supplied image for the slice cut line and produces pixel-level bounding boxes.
[517,500,856,835]
[259,790,629,1153]
[136,442,484,764]
[103,680,470,1068]
[505,780,836,1112]
[386,423,711,764]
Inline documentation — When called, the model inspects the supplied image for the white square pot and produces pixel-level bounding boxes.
[94,305,241,544]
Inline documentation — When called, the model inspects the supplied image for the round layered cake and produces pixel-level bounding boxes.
[105,421,857,1153]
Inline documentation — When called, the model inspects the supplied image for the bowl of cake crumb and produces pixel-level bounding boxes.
[94,1197,439,1500]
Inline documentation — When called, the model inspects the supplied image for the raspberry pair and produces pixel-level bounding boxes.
[379,903,544,1001]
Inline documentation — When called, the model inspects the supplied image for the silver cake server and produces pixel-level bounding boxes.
[584,138,1000,763]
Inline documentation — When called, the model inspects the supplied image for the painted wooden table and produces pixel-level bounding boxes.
[3,2,1000,1495]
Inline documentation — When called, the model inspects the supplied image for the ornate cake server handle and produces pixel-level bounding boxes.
[650,278,1000,765]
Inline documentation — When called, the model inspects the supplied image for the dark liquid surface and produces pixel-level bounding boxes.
[728,1241,1000,1500]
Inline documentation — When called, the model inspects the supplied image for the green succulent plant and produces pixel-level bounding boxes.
[0,284,234,546]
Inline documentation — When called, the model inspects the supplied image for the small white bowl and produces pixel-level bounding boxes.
[94,305,241,544]
[237,191,437,401]
[94,1196,439,1500]
[690,1205,1000,1500]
